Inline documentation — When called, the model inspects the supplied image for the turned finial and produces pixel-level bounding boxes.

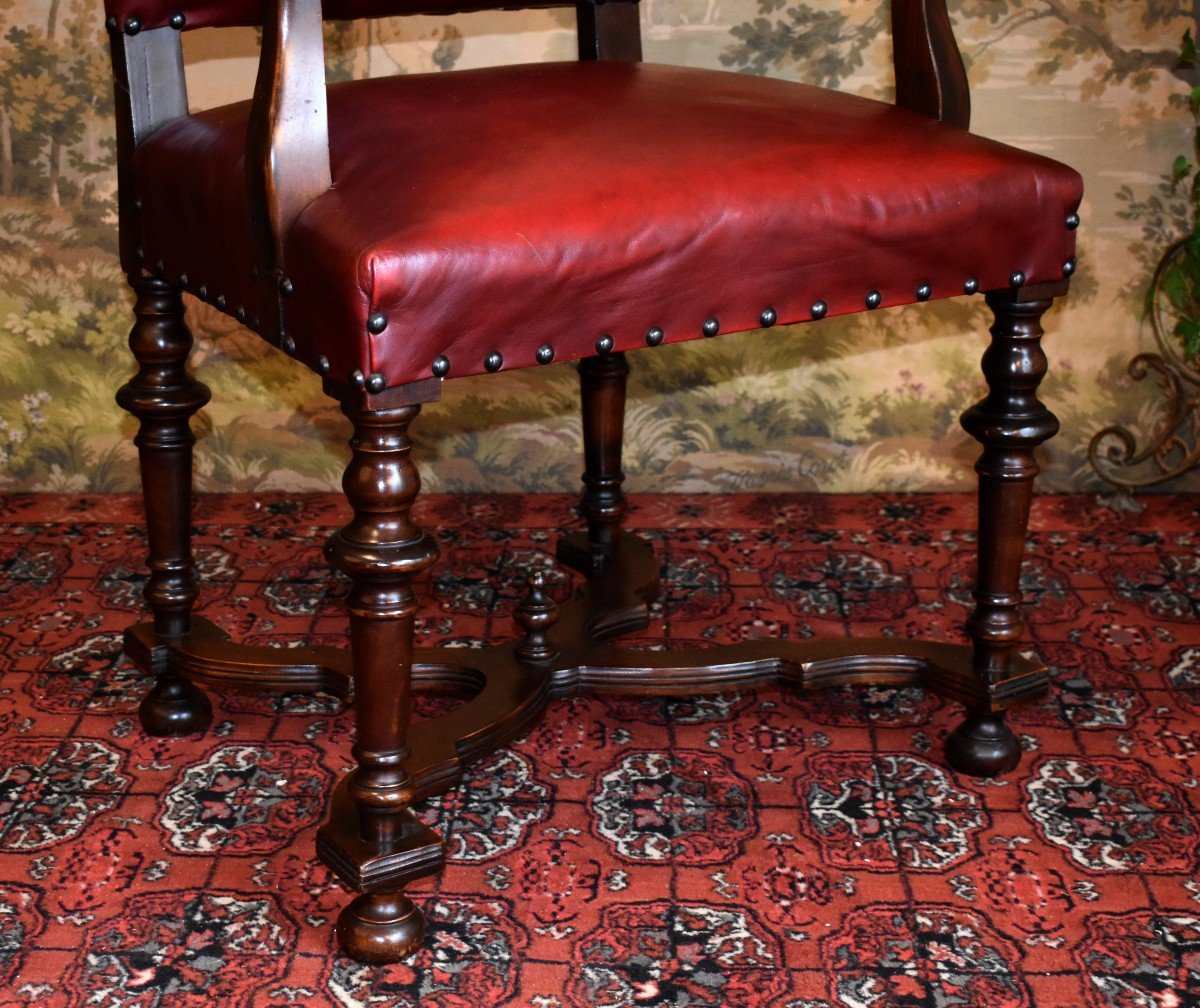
[514,571,559,663]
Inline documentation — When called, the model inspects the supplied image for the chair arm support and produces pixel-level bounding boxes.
[247,0,332,327]
[892,0,970,129]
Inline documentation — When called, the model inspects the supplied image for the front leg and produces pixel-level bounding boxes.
[948,288,1061,777]
[320,396,442,963]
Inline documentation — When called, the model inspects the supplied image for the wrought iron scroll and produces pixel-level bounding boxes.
[1090,238,1200,508]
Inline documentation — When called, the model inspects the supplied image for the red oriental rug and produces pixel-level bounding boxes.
[1,491,1200,1007]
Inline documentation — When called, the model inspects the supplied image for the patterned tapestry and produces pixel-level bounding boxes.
[0,0,1192,494]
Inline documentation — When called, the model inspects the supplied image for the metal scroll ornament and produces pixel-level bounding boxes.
[1090,237,1200,507]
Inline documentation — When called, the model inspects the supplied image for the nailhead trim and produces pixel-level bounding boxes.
[282,335,296,355]
[366,312,387,335]
[964,278,979,295]
[596,335,614,355]
[1010,270,1026,288]
[317,355,330,375]
[916,283,932,302]
[123,16,140,34]
[485,351,503,373]
[168,11,186,28]
[432,356,450,378]
[279,277,294,297]
[811,301,828,320]
[214,294,227,310]
[536,344,555,365]
[349,369,365,388]
[1063,258,1077,277]
[1066,213,1081,230]
[646,326,665,347]
[865,290,882,310]
[702,317,719,338]
[236,306,247,324]
[759,308,777,328]
[365,372,386,393]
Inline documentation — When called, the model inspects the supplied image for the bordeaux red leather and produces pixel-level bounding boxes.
[132,61,1083,389]
[104,0,571,33]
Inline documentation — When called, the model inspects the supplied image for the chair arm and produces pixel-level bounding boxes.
[247,0,332,332]
[892,0,970,129]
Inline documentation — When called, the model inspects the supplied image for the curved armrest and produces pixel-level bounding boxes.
[247,0,332,333]
[892,0,970,129]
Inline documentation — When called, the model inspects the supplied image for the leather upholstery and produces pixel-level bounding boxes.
[104,0,573,33]
[132,61,1083,389]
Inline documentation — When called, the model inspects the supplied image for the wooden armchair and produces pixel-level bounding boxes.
[101,0,1082,963]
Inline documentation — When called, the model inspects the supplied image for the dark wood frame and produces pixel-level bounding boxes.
[108,0,1069,964]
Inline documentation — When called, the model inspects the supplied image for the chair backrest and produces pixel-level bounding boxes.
[104,0,579,34]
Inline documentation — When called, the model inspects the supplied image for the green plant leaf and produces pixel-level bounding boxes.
[1183,29,1197,67]
[1174,155,1192,186]
[1179,318,1200,360]
[1163,263,1188,309]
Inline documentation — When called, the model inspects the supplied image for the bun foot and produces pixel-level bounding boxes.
[945,710,1021,778]
[138,676,212,736]
[337,892,425,964]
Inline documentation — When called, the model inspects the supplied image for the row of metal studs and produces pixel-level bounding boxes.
[141,216,1081,392]
[105,11,187,33]
[144,259,318,374]
[418,254,1080,382]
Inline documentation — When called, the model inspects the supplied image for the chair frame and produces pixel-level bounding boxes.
[105,0,1070,963]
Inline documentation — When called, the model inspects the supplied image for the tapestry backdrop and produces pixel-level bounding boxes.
[0,1,1192,494]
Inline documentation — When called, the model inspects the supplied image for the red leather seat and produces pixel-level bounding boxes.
[134,60,1082,388]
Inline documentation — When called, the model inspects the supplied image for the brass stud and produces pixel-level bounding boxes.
[646,326,665,347]
[282,335,296,355]
[366,372,386,393]
[702,317,719,338]
[279,277,294,297]
[916,283,933,302]
[1063,258,1077,277]
[1066,212,1081,230]
[236,305,247,324]
[596,335,614,355]
[536,344,554,365]
[1010,270,1026,288]
[964,278,979,295]
[317,355,331,375]
[811,301,828,320]
[214,294,227,310]
[865,290,882,310]
[123,16,141,34]
[349,368,365,388]
[432,356,450,378]
[759,308,777,328]
[179,272,188,287]
[198,284,208,300]
[105,15,118,32]
[366,312,387,335]
[485,351,503,373]
[168,11,186,28]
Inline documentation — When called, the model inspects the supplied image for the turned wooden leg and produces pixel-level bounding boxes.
[947,289,1060,777]
[322,397,441,963]
[115,275,212,736]
[560,352,630,575]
